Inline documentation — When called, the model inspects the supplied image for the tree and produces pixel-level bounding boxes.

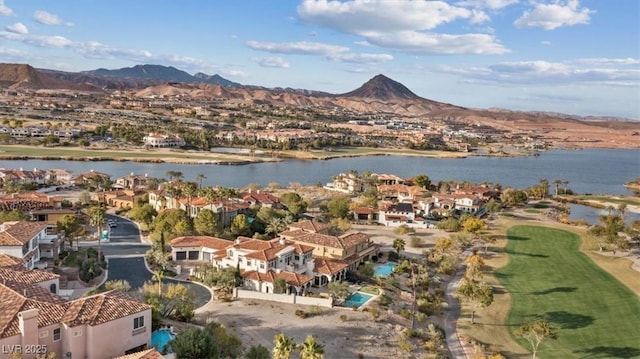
[194,208,221,236]
[464,251,485,281]
[359,261,374,278]
[462,217,487,235]
[166,170,183,182]
[280,192,308,217]
[274,278,287,294]
[455,280,493,324]
[300,335,324,359]
[392,238,406,254]
[324,195,351,219]
[553,179,562,196]
[57,214,83,250]
[230,214,251,236]
[515,320,558,359]
[204,321,243,358]
[170,327,218,358]
[437,217,461,232]
[272,333,296,359]
[152,269,165,296]
[140,281,195,322]
[413,174,431,189]
[151,209,193,241]
[88,206,107,263]
[129,203,157,226]
[244,345,270,359]
[0,209,29,222]
[327,281,350,304]
[197,173,207,189]
[501,188,528,207]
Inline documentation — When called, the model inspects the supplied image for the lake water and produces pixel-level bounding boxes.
[568,203,640,225]
[0,148,637,195]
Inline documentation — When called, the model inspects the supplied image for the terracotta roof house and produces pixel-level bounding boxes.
[280,220,378,276]
[170,235,317,295]
[113,348,164,359]
[241,190,282,208]
[0,221,50,269]
[0,260,152,358]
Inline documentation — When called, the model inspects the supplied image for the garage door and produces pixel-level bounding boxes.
[175,251,186,260]
[188,251,199,260]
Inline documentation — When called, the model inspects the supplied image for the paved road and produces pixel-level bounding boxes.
[107,256,211,308]
[79,215,212,307]
[444,265,469,359]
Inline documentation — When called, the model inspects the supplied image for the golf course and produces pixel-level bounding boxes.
[497,225,640,358]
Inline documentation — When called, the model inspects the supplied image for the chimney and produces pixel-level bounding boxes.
[279,238,285,246]
[130,172,134,176]
[235,238,241,245]
[18,308,39,347]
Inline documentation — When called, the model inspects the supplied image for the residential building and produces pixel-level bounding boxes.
[0,255,152,359]
[71,170,111,187]
[0,222,49,268]
[115,173,149,190]
[142,133,185,148]
[170,235,316,295]
[279,220,378,278]
[0,192,64,212]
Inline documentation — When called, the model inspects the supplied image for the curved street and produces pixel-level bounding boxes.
[79,214,212,307]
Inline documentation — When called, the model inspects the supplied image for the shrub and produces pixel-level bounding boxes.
[340,314,348,322]
[409,236,424,248]
[399,309,411,319]
[387,251,400,262]
[295,309,308,318]
[378,294,393,307]
[79,258,103,283]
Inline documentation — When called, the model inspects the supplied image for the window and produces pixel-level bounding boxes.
[133,316,145,329]
[53,328,61,341]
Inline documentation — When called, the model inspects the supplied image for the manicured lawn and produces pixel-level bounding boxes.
[359,285,380,295]
[497,225,640,358]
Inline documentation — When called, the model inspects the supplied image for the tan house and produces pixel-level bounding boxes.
[171,235,316,295]
[0,254,152,359]
[93,189,147,209]
[279,220,379,281]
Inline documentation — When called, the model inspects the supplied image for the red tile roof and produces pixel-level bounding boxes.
[170,236,232,250]
[288,220,330,234]
[112,348,165,359]
[0,253,25,269]
[61,290,150,327]
[314,258,349,276]
[0,221,47,246]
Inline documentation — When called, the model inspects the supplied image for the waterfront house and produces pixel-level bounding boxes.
[0,265,151,359]
[279,220,378,274]
[170,235,316,295]
[115,173,149,190]
[71,170,111,187]
[142,133,186,148]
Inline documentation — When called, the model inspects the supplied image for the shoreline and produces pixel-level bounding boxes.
[0,145,550,165]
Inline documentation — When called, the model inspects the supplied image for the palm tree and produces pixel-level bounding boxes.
[393,238,406,255]
[553,179,562,197]
[166,170,183,182]
[562,180,569,194]
[272,333,296,359]
[152,269,165,296]
[300,335,324,359]
[89,206,107,263]
[196,173,206,189]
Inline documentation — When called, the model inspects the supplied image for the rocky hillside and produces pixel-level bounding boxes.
[0,63,100,91]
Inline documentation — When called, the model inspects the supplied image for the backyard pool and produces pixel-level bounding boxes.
[374,263,397,277]
[151,328,175,353]
[343,291,374,308]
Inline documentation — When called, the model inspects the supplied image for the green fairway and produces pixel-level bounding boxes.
[497,225,640,359]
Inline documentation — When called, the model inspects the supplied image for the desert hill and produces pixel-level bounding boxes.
[0,63,100,92]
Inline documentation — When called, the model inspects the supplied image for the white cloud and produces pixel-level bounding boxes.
[298,0,478,33]
[77,41,152,61]
[246,40,349,55]
[438,59,640,87]
[514,0,593,30]
[0,47,30,61]
[327,52,393,64]
[541,40,551,45]
[33,10,73,26]
[0,0,14,16]
[456,0,519,10]
[0,31,72,47]
[365,31,509,55]
[251,56,291,68]
[6,22,28,34]
[297,0,506,55]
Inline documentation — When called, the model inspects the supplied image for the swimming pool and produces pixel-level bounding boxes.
[151,328,175,353]
[374,262,397,277]
[343,291,374,308]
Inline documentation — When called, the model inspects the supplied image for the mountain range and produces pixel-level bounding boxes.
[0,63,636,126]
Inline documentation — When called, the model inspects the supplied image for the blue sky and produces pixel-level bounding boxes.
[0,0,638,118]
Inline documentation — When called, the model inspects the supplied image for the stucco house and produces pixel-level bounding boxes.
[0,254,152,359]
[0,222,49,269]
[170,235,316,295]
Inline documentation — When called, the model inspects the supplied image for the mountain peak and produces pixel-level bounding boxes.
[341,74,420,101]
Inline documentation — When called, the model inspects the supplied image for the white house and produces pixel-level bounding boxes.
[0,222,48,269]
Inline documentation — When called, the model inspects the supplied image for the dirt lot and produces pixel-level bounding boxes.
[196,299,410,359]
